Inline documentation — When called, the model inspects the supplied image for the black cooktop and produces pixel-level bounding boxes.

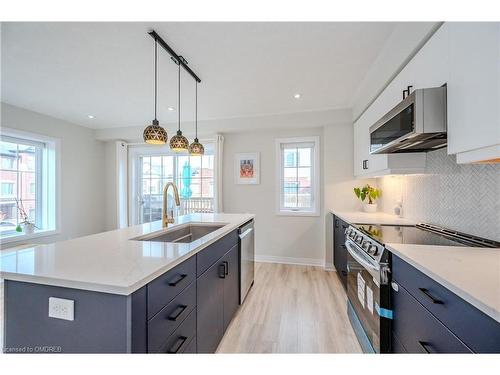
[353,223,500,248]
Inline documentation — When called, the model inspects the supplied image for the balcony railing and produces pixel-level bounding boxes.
[179,197,214,215]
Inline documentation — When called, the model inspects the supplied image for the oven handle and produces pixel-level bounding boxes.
[345,240,380,273]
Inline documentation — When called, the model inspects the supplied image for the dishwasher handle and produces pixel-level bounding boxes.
[239,227,253,239]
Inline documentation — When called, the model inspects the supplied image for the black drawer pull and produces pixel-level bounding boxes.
[418,341,434,354]
[168,336,188,354]
[223,260,229,275]
[167,305,188,321]
[219,263,226,279]
[168,274,188,287]
[418,288,444,304]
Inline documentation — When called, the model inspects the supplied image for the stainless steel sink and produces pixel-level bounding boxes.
[132,222,226,244]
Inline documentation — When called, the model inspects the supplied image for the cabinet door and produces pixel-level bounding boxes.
[392,282,472,353]
[196,259,225,353]
[447,22,500,157]
[353,121,366,177]
[222,244,240,331]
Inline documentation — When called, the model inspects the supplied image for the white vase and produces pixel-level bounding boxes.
[363,203,378,213]
[23,223,35,235]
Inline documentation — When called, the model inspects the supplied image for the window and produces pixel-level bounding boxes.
[1,182,15,196]
[131,143,215,224]
[0,131,58,240]
[276,136,320,216]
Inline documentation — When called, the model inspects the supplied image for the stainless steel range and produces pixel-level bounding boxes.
[345,222,500,353]
[345,225,392,353]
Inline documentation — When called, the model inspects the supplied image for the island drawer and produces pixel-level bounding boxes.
[147,256,196,319]
[392,281,472,353]
[148,281,196,352]
[197,230,238,276]
[156,309,197,354]
[392,254,500,353]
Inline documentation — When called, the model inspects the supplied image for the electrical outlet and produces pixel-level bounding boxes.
[48,297,74,321]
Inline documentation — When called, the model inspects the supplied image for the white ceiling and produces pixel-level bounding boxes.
[2,22,405,130]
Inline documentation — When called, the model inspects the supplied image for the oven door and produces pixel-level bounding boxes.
[345,239,382,353]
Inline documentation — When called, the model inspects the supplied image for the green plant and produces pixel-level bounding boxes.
[353,184,381,204]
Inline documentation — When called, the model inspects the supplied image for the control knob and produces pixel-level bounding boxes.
[367,244,378,255]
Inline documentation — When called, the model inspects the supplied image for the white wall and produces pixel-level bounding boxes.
[323,122,375,268]
[0,103,106,246]
[223,121,365,267]
[223,127,324,265]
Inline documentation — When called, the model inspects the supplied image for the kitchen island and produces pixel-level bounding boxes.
[1,213,255,353]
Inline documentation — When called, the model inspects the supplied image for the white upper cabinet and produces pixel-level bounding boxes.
[352,25,450,177]
[447,23,500,163]
[353,22,500,178]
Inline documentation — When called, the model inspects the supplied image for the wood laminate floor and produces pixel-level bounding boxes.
[217,262,362,353]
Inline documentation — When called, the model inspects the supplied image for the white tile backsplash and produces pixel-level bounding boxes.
[377,148,500,241]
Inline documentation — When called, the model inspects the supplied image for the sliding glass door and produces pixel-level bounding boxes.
[130,144,215,225]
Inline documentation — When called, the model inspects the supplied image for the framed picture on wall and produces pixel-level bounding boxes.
[234,152,260,184]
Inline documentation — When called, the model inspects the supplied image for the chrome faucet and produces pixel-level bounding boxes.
[162,182,181,228]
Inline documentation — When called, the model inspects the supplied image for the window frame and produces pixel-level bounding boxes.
[275,136,320,217]
[128,142,216,225]
[0,128,61,244]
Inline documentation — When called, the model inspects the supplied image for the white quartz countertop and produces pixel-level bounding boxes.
[329,209,416,226]
[387,243,500,323]
[0,213,254,295]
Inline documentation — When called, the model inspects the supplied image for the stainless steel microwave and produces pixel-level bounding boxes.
[369,86,447,154]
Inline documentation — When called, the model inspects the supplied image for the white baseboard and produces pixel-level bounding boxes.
[255,255,325,268]
[324,262,335,271]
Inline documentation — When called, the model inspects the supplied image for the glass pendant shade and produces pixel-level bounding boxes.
[143,120,168,144]
[189,138,204,155]
[170,130,189,152]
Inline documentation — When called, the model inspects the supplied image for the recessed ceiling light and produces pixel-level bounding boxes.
[293,93,301,99]
[87,115,95,119]
[168,107,175,111]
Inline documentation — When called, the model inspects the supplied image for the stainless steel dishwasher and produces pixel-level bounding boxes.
[238,220,254,304]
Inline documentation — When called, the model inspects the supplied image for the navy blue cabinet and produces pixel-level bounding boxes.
[391,254,500,353]
[196,255,225,353]
[392,281,472,353]
[196,231,239,353]
[333,215,349,289]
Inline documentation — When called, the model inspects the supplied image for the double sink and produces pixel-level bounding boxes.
[132,222,226,244]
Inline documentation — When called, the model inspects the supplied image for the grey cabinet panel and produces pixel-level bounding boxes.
[148,281,196,352]
[156,309,197,354]
[392,282,472,353]
[392,255,500,353]
[197,230,238,276]
[223,244,240,331]
[196,257,225,353]
[147,256,196,319]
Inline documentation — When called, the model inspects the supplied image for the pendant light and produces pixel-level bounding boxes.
[189,81,204,155]
[143,39,168,145]
[169,61,189,152]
